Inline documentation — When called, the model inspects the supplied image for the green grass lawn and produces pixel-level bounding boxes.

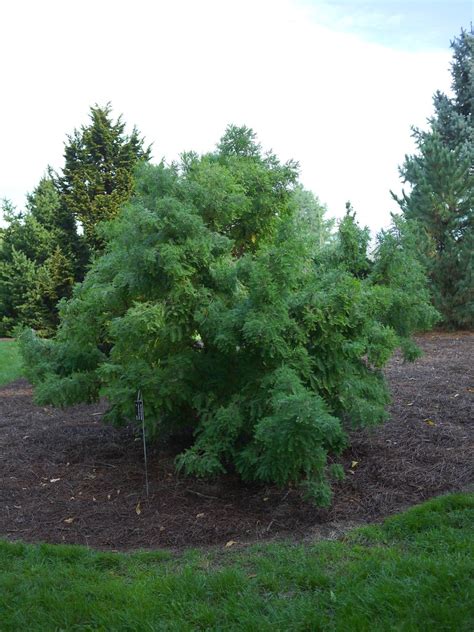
[0,339,22,385]
[1,493,473,631]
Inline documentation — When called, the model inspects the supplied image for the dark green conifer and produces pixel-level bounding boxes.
[0,104,150,334]
[56,104,151,257]
[0,179,75,335]
[395,28,473,328]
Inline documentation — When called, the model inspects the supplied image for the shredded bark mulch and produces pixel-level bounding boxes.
[1,332,472,551]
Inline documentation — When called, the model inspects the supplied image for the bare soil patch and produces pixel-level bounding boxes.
[1,333,472,551]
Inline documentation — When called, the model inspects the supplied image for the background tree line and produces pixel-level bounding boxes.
[0,104,150,335]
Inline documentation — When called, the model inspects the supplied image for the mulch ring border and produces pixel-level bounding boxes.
[0,332,472,551]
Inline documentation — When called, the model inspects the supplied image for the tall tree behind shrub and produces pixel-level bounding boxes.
[0,104,150,334]
[20,127,438,505]
[395,28,473,328]
[55,103,151,264]
[0,179,75,335]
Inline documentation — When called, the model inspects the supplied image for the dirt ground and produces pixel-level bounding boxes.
[1,332,473,551]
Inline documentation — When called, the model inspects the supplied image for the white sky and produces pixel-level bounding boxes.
[0,0,467,234]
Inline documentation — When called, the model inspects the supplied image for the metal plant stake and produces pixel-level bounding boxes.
[135,390,149,497]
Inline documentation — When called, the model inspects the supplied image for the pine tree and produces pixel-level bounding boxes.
[395,28,474,328]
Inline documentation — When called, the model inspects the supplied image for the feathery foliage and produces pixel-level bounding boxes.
[20,127,437,504]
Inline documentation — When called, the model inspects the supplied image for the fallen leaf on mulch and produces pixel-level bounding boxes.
[135,502,141,515]
[351,461,359,469]
[424,418,436,426]
[225,540,237,547]
[64,517,74,524]
[50,478,61,483]
[196,513,205,518]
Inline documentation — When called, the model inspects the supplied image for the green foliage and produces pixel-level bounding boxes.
[330,203,371,278]
[0,105,150,335]
[395,28,474,328]
[0,180,75,336]
[0,246,39,335]
[0,340,23,385]
[20,126,437,503]
[0,493,473,631]
[182,124,298,254]
[291,185,334,253]
[369,215,440,354]
[55,103,151,255]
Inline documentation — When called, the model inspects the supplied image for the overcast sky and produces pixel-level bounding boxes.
[1,0,471,233]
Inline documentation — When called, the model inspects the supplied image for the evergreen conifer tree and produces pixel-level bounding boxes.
[0,247,39,334]
[0,180,75,335]
[55,104,151,259]
[395,28,473,328]
[0,104,150,334]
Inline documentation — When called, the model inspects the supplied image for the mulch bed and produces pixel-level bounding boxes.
[1,332,473,551]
